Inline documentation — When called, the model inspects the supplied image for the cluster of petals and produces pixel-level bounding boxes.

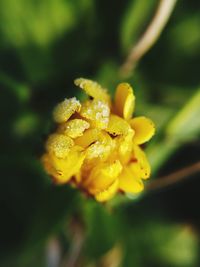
[42,78,155,202]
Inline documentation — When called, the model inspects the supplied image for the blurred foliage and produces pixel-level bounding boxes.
[0,0,93,47]
[0,0,200,266]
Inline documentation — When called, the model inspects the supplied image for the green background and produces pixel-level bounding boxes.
[0,0,200,266]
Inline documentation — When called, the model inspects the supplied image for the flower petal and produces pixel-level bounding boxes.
[80,99,110,129]
[118,166,144,194]
[95,179,119,202]
[132,145,151,179]
[130,116,155,144]
[106,114,133,136]
[58,119,90,138]
[77,131,115,183]
[114,83,135,120]
[74,78,110,103]
[74,128,102,148]
[116,129,135,164]
[85,160,122,195]
[42,146,85,184]
[53,97,81,123]
[75,130,114,168]
[85,135,114,160]
[46,133,74,158]
[82,133,114,176]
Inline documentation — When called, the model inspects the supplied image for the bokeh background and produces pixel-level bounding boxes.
[1,0,200,266]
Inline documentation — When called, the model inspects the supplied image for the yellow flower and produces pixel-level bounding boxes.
[42,78,155,202]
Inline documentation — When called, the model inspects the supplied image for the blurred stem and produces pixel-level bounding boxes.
[120,0,177,77]
[46,238,61,267]
[146,160,200,192]
[61,216,85,267]
[109,160,200,209]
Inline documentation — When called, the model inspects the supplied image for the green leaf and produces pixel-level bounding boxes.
[166,89,200,141]
[0,73,30,103]
[147,89,200,173]
[169,14,200,56]
[122,219,198,267]
[0,0,76,48]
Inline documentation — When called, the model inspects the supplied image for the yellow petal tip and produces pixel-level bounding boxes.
[115,83,135,120]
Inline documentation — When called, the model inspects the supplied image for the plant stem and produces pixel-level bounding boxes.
[108,160,200,209]
[61,216,85,267]
[146,161,200,192]
[120,0,178,77]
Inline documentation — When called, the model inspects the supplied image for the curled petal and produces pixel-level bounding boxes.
[132,145,151,179]
[118,166,144,194]
[42,146,85,184]
[74,128,102,148]
[95,179,119,202]
[78,132,116,180]
[53,97,81,123]
[114,83,135,120]
[46,133,74,158]
[42,153,58,178]
[80,99,110,129]
[74,78,110,103]
[106,114,134,136]
[86,131,114,161]
[75,130,114,165]
[86,138,114,160]
[58,119,90,138]
[116,129,135,164]
[85,160,122,195]
[80,132,115,177]
[130,116,155,144]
